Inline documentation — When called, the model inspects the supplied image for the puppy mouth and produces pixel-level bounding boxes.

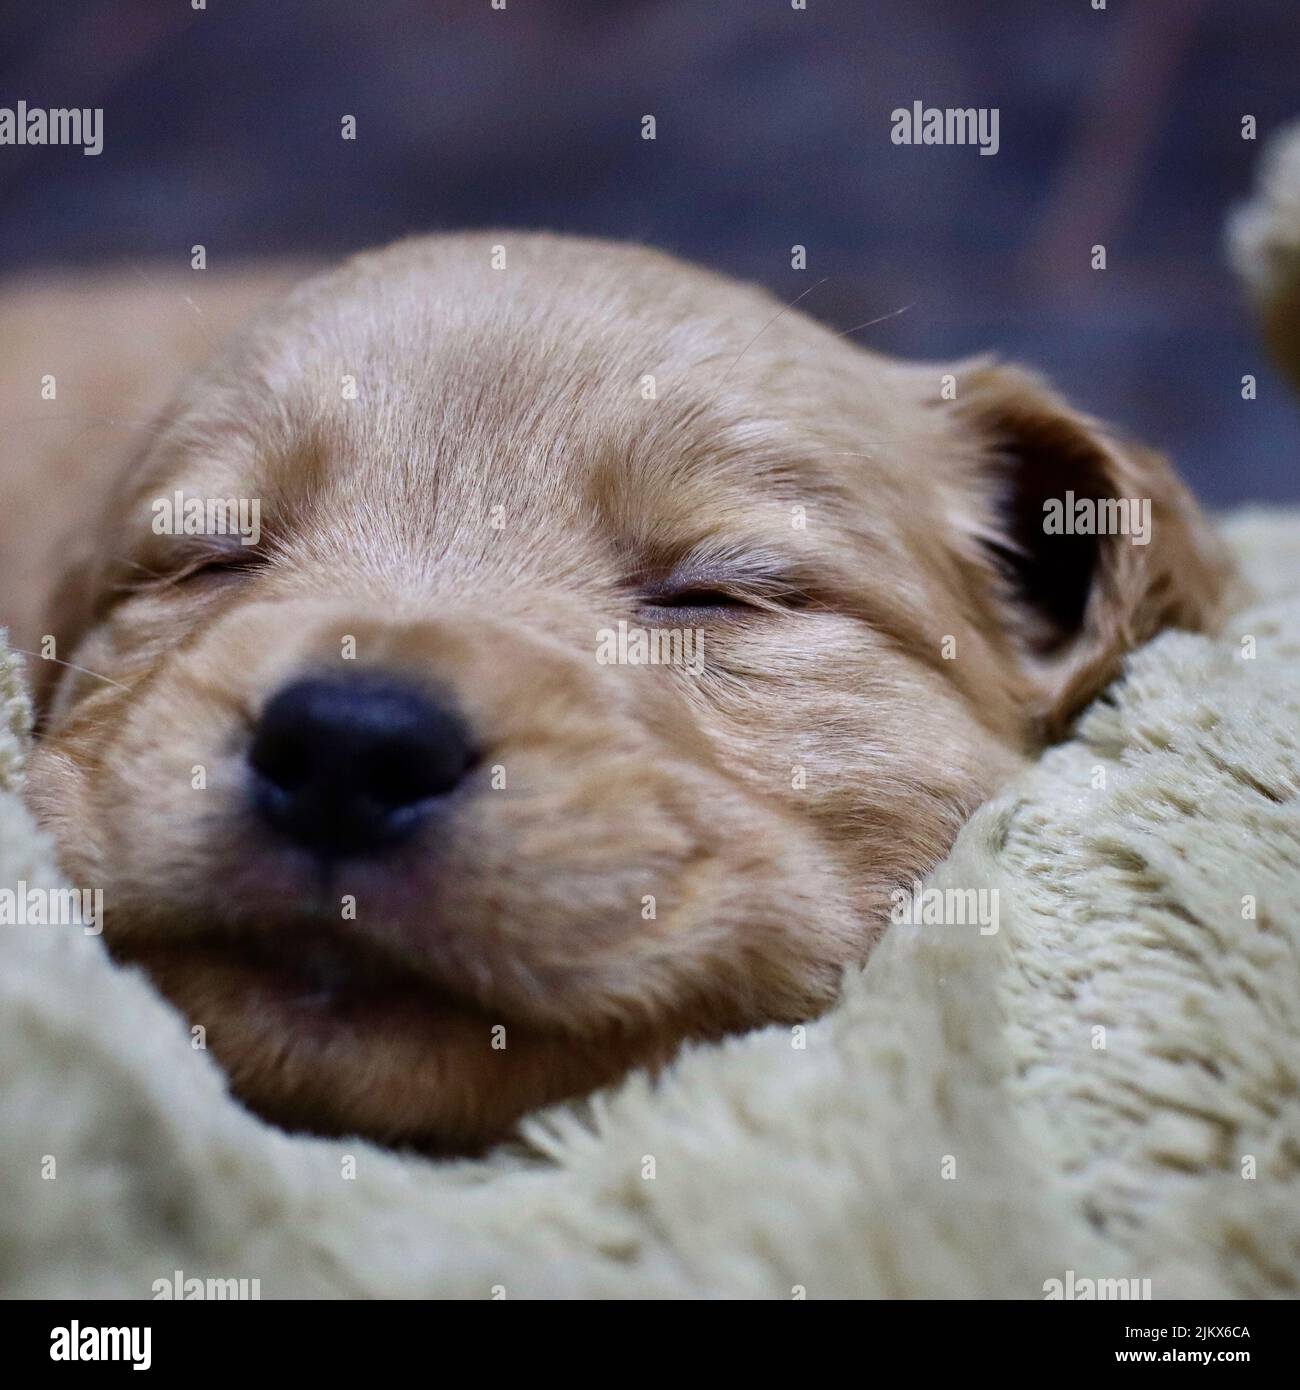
[110,922,556,1151]
[237,929,441,1008]
[113,924,478,1030]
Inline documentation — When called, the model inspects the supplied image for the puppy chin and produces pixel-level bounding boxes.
[127,934,669,1152]
[85,806,681,1150]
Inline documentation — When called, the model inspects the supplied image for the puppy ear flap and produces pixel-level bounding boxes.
[948,359,1232,740]
[26,548,102,721]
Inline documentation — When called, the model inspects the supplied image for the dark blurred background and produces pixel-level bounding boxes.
[2,0,1297,503]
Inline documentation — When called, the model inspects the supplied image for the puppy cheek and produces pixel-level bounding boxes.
[24,738,102,886]
[430,763,859,1032]
[41,688,253,933]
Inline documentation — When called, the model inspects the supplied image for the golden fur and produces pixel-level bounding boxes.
[0,233,1233,1150]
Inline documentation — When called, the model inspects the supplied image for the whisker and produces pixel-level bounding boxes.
[0,411,169,438]
[830,303,914,339]
[109,556,178,589]
[127,262,220,351]
[7,648,131,693]
[714,276,830,395]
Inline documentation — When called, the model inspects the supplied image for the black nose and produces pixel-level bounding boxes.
[247,674,475,859]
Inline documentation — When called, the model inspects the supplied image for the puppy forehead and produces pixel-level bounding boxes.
[146,235,931,562]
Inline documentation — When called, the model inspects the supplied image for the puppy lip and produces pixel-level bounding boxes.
[120,924,466,1018]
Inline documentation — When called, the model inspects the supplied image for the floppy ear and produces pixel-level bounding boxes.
[22,532,114,724]
[949,359,1234,740]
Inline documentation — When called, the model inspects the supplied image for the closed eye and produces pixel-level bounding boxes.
[643,585,756,612]
[174,551,264,584]
[112,547,266,597]
[637,564,811,619]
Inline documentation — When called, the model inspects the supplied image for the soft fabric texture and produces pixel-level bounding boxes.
[0,509,1296,1299]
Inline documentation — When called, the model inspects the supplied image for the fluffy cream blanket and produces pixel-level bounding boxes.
[1,509,1296,1299]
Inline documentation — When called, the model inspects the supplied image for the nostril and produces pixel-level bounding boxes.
[248,723,315,794]
[247,673,475,857]
[368,745,451,809]
[368,749,417,808]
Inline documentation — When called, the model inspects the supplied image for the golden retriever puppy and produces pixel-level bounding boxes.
[4,233,1231,1151]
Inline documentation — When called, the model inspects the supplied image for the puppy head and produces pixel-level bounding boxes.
[26,234,1230,1149]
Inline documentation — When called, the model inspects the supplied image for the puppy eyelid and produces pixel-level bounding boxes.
[639,562,802,616]
[114,545,264,596]
[179,547,263,575]
[642,583,756,611]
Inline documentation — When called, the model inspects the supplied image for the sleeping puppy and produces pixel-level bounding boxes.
[7,233,1231,1151]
